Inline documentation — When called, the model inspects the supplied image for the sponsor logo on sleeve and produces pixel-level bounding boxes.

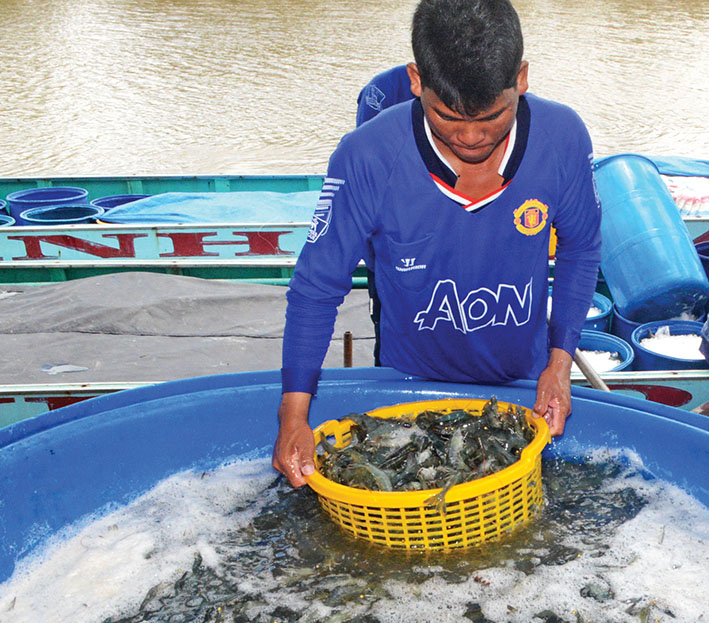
[307,178,345,243]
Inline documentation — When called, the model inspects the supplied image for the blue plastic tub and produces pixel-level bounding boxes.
[631,320,708,371]
[611,304,643,343]
[585,292,613,332]
[696,241,709,279]
[19,204,104,225]
[90,193,151,213]
[578,329,634,371]
[594,154,709,322]
[0,369,707,584]
[6,186,89,225]
[547,288,613,332]
[0,214,15,227]
[0,199,6,215]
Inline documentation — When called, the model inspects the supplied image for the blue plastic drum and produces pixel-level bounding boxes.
[577,329,634,371]
[594,154,709,322]
[6,186,89,225]
[19,204,104,225]
[631,319,708,371]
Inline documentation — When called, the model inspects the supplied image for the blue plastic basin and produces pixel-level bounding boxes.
[0,214,15,227]
[6,186,89,225]
[631,320,708,371]
[0,369,707,583]
[594,154,709,322]
[90,194,151,213]
[19,204,104,225]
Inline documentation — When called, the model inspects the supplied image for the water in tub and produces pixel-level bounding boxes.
[0,451,707,623]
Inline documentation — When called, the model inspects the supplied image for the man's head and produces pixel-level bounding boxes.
[411,0,524,116]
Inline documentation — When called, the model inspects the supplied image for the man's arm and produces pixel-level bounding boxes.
[533,347,573,436]
[272,391,315,487]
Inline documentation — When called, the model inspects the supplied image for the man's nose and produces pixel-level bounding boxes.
[457,122,485,147]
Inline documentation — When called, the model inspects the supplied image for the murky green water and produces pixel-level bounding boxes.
[0,0,707,177]
[101,456,674,623]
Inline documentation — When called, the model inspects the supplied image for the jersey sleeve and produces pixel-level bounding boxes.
[281,136,378,394]
[548,113,602,356]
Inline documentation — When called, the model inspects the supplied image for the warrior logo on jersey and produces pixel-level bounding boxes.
[514,199,549,236]
[307,178,345,243]
[414,278,533,333]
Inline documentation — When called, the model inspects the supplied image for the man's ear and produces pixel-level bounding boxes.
[516,61,529,95]
[406,62,423,97]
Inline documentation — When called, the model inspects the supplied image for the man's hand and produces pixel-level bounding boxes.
[272,392,316,487]
[533,347,573,436]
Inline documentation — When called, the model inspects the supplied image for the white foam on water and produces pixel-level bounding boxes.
[572,349,622,372]
[0,458,276,623]
[0,451,707,623]
[639,325,704,360]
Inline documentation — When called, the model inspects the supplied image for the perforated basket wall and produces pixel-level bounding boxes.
[307,398,550,550]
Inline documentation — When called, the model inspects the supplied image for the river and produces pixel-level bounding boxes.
[0,0,707,177]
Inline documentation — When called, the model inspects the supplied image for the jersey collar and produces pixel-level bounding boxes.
[412,96,530,212]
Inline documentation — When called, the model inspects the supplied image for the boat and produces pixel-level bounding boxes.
[0,157,708,422]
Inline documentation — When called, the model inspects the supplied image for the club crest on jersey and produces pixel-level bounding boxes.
[513,199,549,236]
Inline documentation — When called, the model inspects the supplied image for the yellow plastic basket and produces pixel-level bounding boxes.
[307,398,550,550]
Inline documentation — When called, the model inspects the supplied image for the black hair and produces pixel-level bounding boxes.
[411,0,524,116]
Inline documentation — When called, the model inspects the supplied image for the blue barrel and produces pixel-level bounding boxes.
[0,214,15,227]
[19,204,104,225]
[594,154,709,322]
[578,329,634,371]
[6,186,89,225]
[631,320,708,371]
[90,194,151,213]
[0,369,707,585]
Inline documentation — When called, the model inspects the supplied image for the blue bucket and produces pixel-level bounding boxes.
[0,199,6,215]
[90,194,151,213]
[631,320,708,371]
[0,214,15,227]
[577,329,634,372]
[6,186,89,225]
[19,204,104,225]
[594,154,709,322]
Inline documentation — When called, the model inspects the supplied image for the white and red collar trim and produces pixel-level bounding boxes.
[424,116,517,212]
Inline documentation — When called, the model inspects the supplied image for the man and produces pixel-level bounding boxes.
[356,65,412,127]
[274,0,601,487]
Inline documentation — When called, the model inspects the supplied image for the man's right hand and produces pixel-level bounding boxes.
[272,392,316,488]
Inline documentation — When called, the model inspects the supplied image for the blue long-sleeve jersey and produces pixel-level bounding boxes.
[283,93,602,394]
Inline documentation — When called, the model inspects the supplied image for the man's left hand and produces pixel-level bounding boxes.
[533,347,573,436]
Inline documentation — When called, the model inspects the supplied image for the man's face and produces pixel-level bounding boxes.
[408,62,529,166]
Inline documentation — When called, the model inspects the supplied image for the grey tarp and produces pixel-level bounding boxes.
[0,272,375,384]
